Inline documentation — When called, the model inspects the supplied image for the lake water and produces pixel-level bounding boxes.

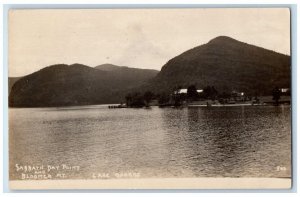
[9,105,291,180]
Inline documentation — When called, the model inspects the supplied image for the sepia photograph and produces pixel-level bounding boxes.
[8,8,292,189]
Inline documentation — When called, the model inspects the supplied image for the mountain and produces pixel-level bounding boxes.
[9,36,291,107]
[95,63,125,71]
[95,64,159,80]
[9,64,158,107]
[8,77,22,93]
[146,36,290,96]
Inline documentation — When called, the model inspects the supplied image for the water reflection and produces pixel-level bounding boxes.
[160,106,291,177]
[9,106,291,179]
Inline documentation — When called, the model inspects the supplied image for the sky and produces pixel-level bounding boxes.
[9,8,290,77]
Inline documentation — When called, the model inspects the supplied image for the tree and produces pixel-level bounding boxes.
[220,91,231,99]
[219,91,231,104]
[143,91,154,107]
[187,85,199,101]
[158,93,170,105]
[210,86,218,100]
[126,92,145,108]
[125,93,132,106]
[272,86,281,106]
[203,86,211,99]
[172,93,182,106]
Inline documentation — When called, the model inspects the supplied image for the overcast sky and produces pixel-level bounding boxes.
[9,8,290,77]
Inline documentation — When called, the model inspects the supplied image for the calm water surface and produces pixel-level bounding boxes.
[9,105,291,179]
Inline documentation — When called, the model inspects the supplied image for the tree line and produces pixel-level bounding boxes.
[124,85,288,107]
[125,85,223,107]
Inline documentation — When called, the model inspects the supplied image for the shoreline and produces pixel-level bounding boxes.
[8,103,291,109]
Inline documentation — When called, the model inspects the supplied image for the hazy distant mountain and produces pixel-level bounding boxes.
[95,63,122,71]
[9,64,158,107]
[95,64,159,80]
[8,77,22,93]
[147,36,290,96]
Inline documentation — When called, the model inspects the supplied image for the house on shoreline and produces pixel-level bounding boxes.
[174,88,203,95]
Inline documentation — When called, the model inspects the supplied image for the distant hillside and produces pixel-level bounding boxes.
[146,36,290,96]
[8,77,22,93]
[95,64,159,81]
[9,64,158,107]
[95,63,122,71]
